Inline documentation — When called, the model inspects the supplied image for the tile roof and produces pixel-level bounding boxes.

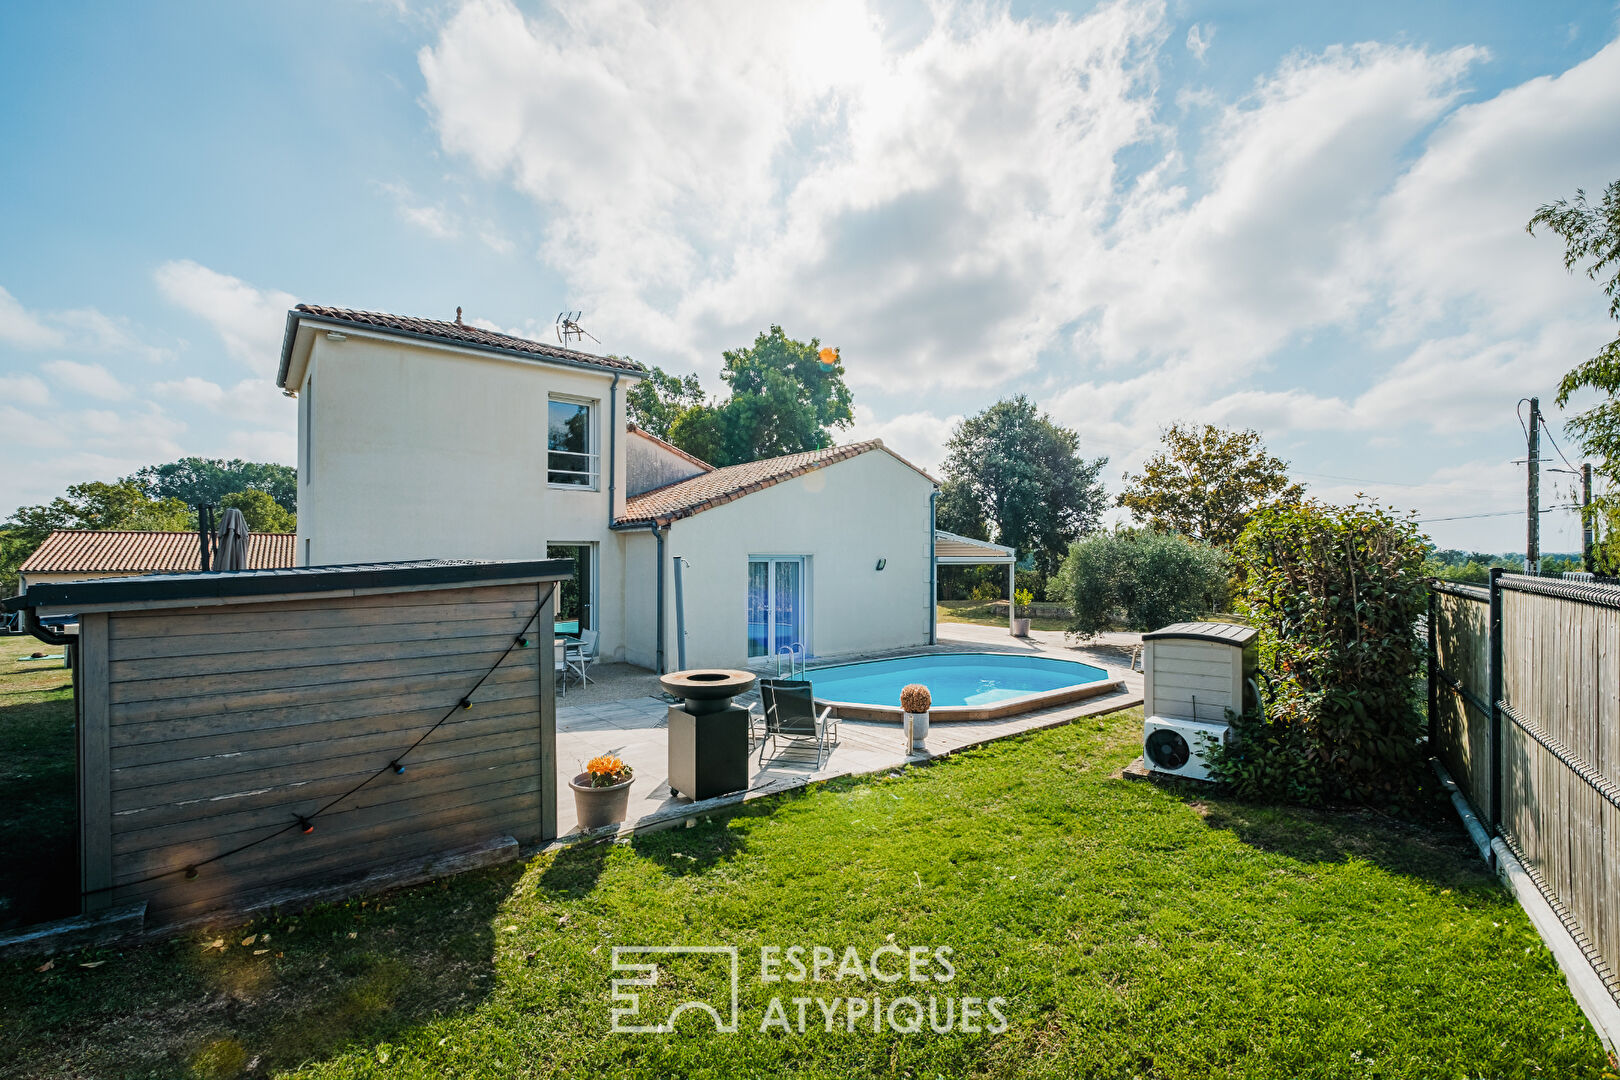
[626,422,713,472]
[19,530,298,575]
[617,440,936,526]
[292,305,645,375]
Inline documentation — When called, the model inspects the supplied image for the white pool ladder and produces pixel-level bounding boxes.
[776,643,806,679]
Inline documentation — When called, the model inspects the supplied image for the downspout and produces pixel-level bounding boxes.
[606,373,620,530]
[608,517,667,674]
[22,606,73,647]
[928,489,938,645]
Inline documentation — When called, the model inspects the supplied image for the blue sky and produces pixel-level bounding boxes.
[3,0,1618,552]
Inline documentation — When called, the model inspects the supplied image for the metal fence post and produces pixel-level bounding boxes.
[1488,567,1504,835]
[1426,583,1438,748]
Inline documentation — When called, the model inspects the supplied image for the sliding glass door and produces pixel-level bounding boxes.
[747,556,806,659]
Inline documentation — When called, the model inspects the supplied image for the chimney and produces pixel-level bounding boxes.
[455,306,463,325]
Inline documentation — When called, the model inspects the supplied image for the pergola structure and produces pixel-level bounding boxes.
[933,528,1019,636]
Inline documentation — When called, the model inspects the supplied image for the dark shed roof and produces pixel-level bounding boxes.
[6,559,574,612]
[1142,621,1258,647]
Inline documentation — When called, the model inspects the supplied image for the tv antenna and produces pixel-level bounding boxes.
[555,311,599,347]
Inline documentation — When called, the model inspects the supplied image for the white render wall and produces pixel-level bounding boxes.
[661,450,935,670]
[293,331,634,661]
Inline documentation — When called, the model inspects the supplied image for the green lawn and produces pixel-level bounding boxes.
[0,632,77,931]
[0,707,1607,1080]
[937,600,1071,633]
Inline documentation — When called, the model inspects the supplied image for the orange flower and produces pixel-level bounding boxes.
[586,755,624,777]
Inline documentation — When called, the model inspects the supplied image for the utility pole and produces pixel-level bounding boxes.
[1583,462,1595,573]
[1526,397,1541,575]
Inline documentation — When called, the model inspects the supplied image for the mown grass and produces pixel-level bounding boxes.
[937,600,1071,633]
[0,708,1608,1080]
[0,632,77,930]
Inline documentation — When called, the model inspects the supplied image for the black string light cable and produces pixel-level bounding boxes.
[90,601,544,897]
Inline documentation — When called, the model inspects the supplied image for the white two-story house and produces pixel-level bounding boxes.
[277,305,940,671]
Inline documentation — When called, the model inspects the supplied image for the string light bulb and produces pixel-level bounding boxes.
[296,815,315,835]
[390,760,406,775]
[458,697,472,710]
[185,866,198,880]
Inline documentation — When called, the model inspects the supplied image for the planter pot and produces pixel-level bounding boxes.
[1011,617,1031,637]
[904,711,929,751]
[570,773,633,830]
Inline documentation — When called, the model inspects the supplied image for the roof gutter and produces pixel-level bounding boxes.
[20,606,73,647]
[277,312,648,390]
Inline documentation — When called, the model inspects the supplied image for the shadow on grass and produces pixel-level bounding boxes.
[535,838,614,898]
[0,695,78,931]
[3,858,530,1080]
[629,814,749,876]
[1193,790,1490,888]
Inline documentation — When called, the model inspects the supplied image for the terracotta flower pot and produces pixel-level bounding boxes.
[570,773,633,830]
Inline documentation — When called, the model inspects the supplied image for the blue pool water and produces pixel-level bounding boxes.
[806,652,1109,709]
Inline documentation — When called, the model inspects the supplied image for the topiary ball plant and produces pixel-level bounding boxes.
[899,684,931,714]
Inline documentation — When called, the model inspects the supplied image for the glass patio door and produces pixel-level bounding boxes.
[747,557,806,659]
[546,543,593,637]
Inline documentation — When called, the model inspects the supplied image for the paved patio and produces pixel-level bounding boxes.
[554,622,1144,838]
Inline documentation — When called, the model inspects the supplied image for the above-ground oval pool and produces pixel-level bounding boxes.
[805,652,1120,722]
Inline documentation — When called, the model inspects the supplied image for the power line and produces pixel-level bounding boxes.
[1417,506,1579,524]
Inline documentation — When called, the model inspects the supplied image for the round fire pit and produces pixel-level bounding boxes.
[659,669,757,715]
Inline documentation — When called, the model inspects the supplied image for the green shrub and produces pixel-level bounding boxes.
[1050,529,1230,636]
[1212,498,1428,805]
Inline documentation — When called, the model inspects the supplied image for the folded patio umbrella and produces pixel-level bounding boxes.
[214,507,250,572]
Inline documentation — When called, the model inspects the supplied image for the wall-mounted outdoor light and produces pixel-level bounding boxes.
[875,558,886,571]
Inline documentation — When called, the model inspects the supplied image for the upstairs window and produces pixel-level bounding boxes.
[548,397,597,488]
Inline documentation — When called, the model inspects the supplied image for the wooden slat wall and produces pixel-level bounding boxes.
[81,581,552,927]
[1433,589,1491,812]
[1499,589,1620,994]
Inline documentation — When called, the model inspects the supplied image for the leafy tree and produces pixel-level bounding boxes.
[1,481,192,594]
[935,478,989,541]
[626,365,706,441]
[1118,424,1303,547]
[132,458,297,512]
[1050,529,1230,636]
[220,489,296,533]
[652,327,855,467]
[1213,498,1429,806]
[1529,180,1620,571]
[941,396,1108,576]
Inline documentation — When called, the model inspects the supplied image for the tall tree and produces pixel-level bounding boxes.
[625,365,706,441]
[1529,180,1620,571]
[941,396,1108,575]
[934,478,989,541]
[1118,424,1303,547]
[653,327,856,467]
[132,458,297,512]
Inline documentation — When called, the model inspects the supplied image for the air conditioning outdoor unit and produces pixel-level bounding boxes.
[1141,621,1259,781]
[1143,716,1228,780]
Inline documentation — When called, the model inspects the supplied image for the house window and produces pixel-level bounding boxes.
[547,397,597,488]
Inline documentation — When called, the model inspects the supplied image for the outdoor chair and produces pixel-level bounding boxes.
[553,639,570,695]
[569,629,600,685]
[746,678,796,743]
[757,680,838,770]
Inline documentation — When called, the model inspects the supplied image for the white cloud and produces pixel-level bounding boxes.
[1185,22,1213,62]
[153,375,286,419]
[0,286,67,349]
[379,180,460,240]
[41,360,129,400]
[0,374,50,408]
[848,407,962,475]
[153,260,296,376]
